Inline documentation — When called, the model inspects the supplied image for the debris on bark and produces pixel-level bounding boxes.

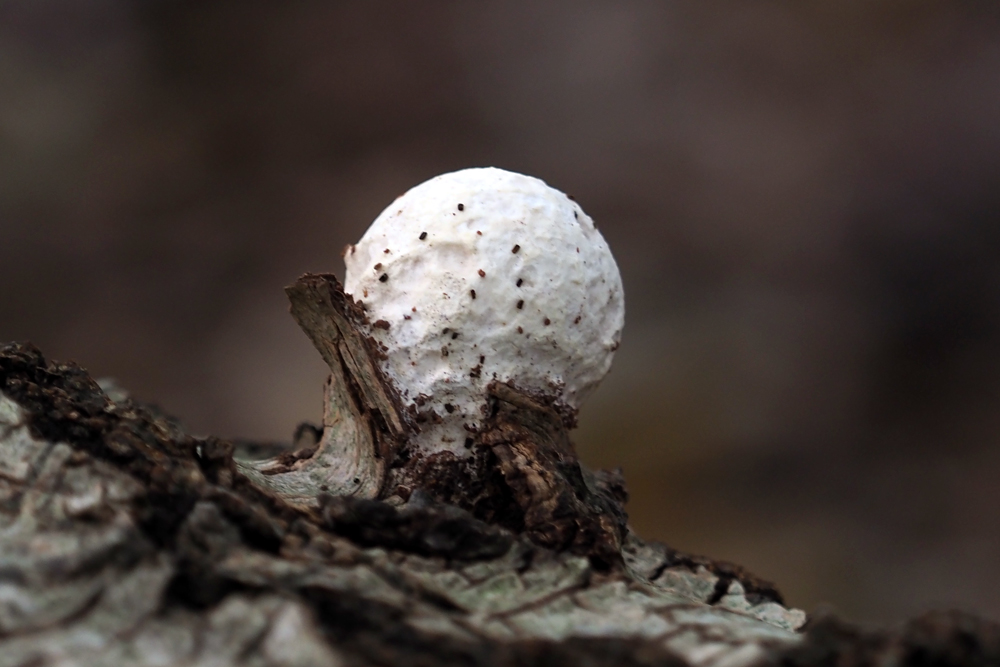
[0,275,997,666]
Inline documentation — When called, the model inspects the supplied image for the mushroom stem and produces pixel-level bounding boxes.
[236,274,410,507]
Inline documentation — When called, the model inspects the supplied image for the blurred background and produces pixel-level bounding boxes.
[3,0,1000,625]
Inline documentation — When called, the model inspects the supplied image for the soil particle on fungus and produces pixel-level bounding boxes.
[470,365,482,379]
[373,320,391,330]
[517,327,523,334]
[441,347,449,358]
[419,232,427,240]
[512,244,521,254]
[444,404,455,414]
[374,263,383,270]
[470,290,476,299]
[457,203,465,211]
[574,316,581,324]
[478,269,486,278]
[379,274,388,282]
[451,332,459,340]
[516,278,523,287]
[517,300,524,310]
[544,318,551,326]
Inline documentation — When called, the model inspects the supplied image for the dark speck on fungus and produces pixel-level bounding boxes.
[419,231,427,240]
[373,320,391,330]
[374,263,383,270]
[517,300,524,309]
[379,273,388,282]
[516,278,523,287]
[444,403,455,413]
[470,289,476,299]
[517,326,523,334]
[544,318,551,326]
[512,244,520,254]
[478,269,486,277]
[451,332,459,340]
[384,249,390,253]
[574,315,581,324]
[457,203,464,211]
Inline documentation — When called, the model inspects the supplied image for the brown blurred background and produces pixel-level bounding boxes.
[3,0,1000,625]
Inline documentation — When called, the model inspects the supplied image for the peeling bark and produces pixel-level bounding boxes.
[0,277,997,666]
[236,274,411,506]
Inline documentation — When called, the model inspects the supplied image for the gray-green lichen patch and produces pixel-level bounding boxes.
[716,581,806,632]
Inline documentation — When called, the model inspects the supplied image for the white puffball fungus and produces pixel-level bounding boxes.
[344,167,624,455]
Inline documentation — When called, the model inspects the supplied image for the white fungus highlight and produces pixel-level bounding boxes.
[344,167,624,455]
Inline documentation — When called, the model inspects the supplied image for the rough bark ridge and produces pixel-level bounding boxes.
[0,276,997,666]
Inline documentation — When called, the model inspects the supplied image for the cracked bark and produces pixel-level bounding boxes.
[0,275,997,666]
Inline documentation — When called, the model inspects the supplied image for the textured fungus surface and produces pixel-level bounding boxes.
[344,168,625,454]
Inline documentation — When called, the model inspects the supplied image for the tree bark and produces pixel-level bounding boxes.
[0,276,996,666]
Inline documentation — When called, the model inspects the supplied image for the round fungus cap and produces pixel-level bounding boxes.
[344,167,624,455]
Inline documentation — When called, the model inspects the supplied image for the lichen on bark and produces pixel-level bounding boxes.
[0,275,997,666]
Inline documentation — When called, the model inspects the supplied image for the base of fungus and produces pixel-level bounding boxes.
[238,274,626,562]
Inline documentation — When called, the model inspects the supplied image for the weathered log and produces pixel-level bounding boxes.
[0,275,997,666]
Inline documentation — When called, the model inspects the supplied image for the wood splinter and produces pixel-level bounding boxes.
[235,273,411,506]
